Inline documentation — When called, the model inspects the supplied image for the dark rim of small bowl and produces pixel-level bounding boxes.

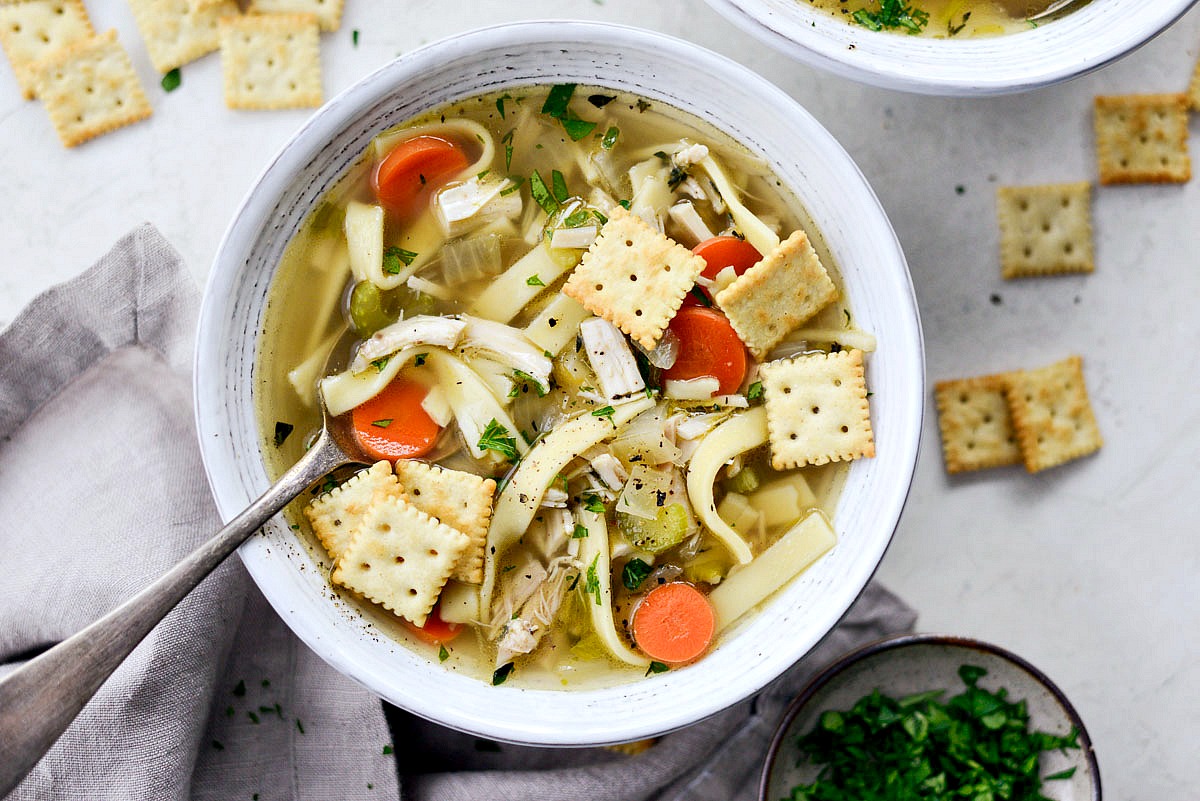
[757,633,1102,801]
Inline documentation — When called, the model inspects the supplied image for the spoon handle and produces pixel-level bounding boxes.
[0,432,348,796]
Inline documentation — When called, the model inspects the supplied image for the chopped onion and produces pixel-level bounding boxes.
[440,234,503,286]
[550,225,598,250]
[635,328,679,370]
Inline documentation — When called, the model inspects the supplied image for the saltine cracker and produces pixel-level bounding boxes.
[393,459,496,584]
[247,0,342,32]
[332,495,470,627]
[759,348,874,470]
[303,460,404,561]
[1093,94,1191,185]
[126,0,238,73]
[562,205,704,349]
[715,229,838,360]
[1004,355,1102,473]
[934,373,1022,474]
[32,30,151,147]
[996,182,1094,279]
[219,12,321,110]
[0,0,93,99]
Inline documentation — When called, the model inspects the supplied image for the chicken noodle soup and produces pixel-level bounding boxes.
[256,85,877,688]
[803,0,1086,37]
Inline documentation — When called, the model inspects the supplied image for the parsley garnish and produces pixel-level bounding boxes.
[382,745,394,755]
[601,125,620,149]
[688,286,712,307]
[645,661,669,675]
[747,381,764,401]
[438,644,450,662]
[414,352,427,366]
[526,274,545,287]
[622,558,653,590]
[617,199,631,210]
[495,93,511,118]
[636,99,651,113]
[584,554,602,605]
[382,246,417,274]
[512,369,548,397]
[371,419,393,428]
[529,170,558,215]
[370,356,390,373]
[540,83,597,141]
[571,523,589,539]
[582,494,606,514]
[232,680,246,697]
[499,177,523,196]
[161,68,181,92]
[591,405,616,419]
[492,662,515,685]
[948,10,971,35]
[551,170,569,203]
[563,209,589,228]
[352,29,359,46]
[478,418,518,461]
[588,93,616,108]
[788,664,1081,801]
[852,0,930,33]
[273,421,293,447]
[501,129,514,171]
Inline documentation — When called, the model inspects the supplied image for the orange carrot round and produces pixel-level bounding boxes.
[402,602,462,645]
[631,582,716,664]
[372,135,469,219]
[683,236,762,306]
[350,376,441,460]
[662,306,747,395]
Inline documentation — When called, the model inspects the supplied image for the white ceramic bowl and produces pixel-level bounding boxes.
[194,21,924,746]
[704,0,1200,95]
[760,635,1101,800]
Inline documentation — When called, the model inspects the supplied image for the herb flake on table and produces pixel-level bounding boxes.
[161,68,181,92]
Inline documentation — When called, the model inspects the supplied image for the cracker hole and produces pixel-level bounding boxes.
[629,274,637,281]
[959,394,969,404]
[1064,243,1073,254]
[966,442,976,450]
[624,239,633,247]
[39,33,49,43]
[833,378,842,387]
[840,425,849,433]
[408,588,418,595]
[1041,221,1051,233]
[412,488,421,496]
[360,562,371,571]
[429,549,439,556]
[789,433,797,440]
[1061,197,1070,208]
[10,25,19,33]
[664,265,671,272]
[394,556,405,564]
[595,283,603,291]
[267,59,275,67]
[1023,246,1032,258]
[380,523,391,533]
[634,309,643,316]
[811,406,820,414]
[782,386,792,394]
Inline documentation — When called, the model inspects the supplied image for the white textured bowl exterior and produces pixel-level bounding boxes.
[761,635,1101,800]
[704,0,1200,95]
[194,21,924,746]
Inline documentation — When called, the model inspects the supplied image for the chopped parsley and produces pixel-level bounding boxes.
[747,381,764,401]
[499,177,523,196]
[551,169,570,203]
[948,11,971,36]
[161,68,181,92]
[370,356,390,373]
[438,644,450,662]
[540,83,597,141]
[382,246,418,274]
[591,405,616,419]
[571,523,589,539]
[495,93,512,118]
[529,170,558,215]
[582,494,606,514]
[371,419,393,428]
[526,274,546,287]
[512,369,548,397]
[501,128,515,171]
[588,93,616,108]
[382,745,394,755]
[622,558,653,590]
[688,286,712,307]
[563,209,590,228]
[352,29,359,46]
[788,664,1081,801]
[414,352,428,366]
[478,418,519,461]
[645,661,669,675]
[273,421,294,447]
[852,0,930,33]
[492,662,515,686]
[601,125,620,150]
[584,554,602,605]
[636,99,651,113]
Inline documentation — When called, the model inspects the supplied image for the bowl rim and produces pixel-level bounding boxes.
[758,632,1103,801]
[703,0,1200,96]
[194,19,925,745]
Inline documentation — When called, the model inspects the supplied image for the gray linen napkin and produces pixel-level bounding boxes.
[0,225,917,800]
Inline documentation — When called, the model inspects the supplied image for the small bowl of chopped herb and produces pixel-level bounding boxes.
[760,634,1100,801]
[703,0,1199,95]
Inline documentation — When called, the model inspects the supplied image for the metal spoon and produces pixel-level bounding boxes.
[1027,0,1087,22]
[0,379,364,795]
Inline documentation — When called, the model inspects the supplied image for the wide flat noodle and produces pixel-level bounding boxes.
[684,407,762,565]
[696,154,780,258]
[320,345,421,417]
[575,508,649,667]
[426,350,528,460]
[480,396,654,611]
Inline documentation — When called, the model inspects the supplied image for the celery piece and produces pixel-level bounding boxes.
[348,280,398,336]
[726,465,761,495]
[618,503,689,554]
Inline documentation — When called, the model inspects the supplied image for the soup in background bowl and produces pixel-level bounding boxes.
[703,0,1200,95]
[194,21,923,746]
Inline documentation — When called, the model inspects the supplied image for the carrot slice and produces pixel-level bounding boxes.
[372,135,469,219]
[350,376,441,460]
[662,306,747,395]
[631,582,716,664]
[683,236,763,306]
[402,602,462,645]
